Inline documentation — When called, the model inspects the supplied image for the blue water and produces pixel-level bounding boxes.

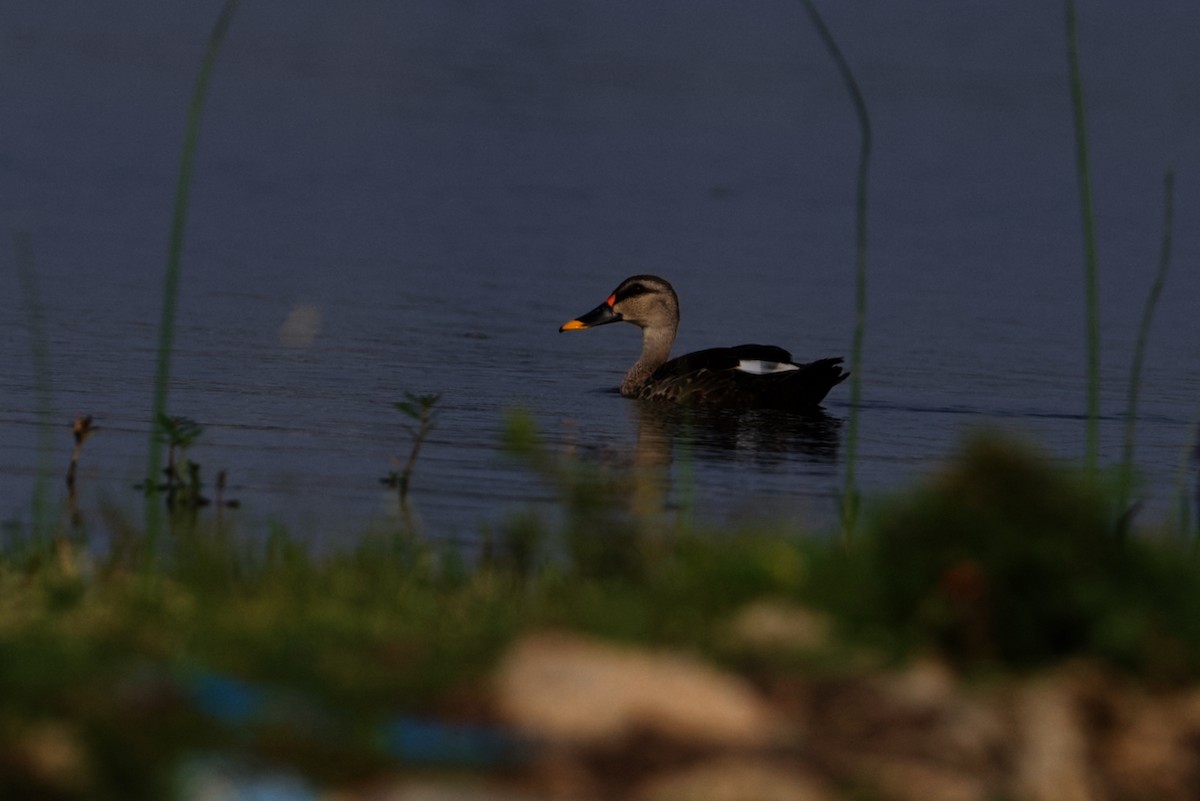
[3,2,1199,545]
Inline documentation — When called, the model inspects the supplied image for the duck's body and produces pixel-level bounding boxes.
[559,275,848,409]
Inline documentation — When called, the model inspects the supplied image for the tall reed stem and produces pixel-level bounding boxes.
[1118,170,1175,525]
[13,231,55,545]
[799,0,872,541]
[1177,407,1200,542]
[1064,0,1101,477]
[144,0,240,539]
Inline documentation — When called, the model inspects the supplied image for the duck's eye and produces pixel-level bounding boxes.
[618,283,648,300]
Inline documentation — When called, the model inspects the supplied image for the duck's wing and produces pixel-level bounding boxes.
[653,344,795,376]
[643,347,847,408]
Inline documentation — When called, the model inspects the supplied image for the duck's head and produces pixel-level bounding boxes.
[559,275,679,333]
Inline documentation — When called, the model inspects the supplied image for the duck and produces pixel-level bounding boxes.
[559,275,849,408]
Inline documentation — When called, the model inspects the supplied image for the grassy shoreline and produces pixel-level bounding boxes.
[4,430,1200,799]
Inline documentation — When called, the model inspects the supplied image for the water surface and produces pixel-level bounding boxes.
[3,2,1199,543]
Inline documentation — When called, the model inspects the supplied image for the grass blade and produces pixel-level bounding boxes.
[13,231,55,545]
[1118,169,1175,526]
[144,0,241,539]
[1176,407,1200,542]
[798,0,872,541]
[1064,0,1101,476]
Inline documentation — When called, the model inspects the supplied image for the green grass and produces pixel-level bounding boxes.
[145,0,241,540]
[828,436,1200,675]
[1118,170,1177,527]
[12,231,55,545]
[798,0,873,542]
[1172,406,1200,539]
[1064,0,1102,476]
[6,425,1200,799]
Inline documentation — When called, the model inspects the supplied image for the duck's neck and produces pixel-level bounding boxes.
[621,325,674,397]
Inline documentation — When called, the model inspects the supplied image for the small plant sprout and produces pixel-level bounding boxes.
[383,392,442,508]
[66,414,97,492]
[136,414,238,516]
[66,414,97,526]
[215,469,231,508]
[157,414,208,510]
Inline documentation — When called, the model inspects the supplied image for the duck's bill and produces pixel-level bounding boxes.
[559,300,621,332]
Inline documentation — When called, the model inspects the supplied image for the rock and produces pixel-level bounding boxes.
[177,756,318,801]
[10,722,92,794]
[632,758,831,801]
[325,780,547,801]
[494,632,780,748]
[799,662,997,801]
[877,658,957,711]
[804,659,1003,775]
[723,602,831,654]
[522,751,604,801]
[868,758,986,801]
[878,660,1005,773]
[1010,678,1098,801]
[1100,692,1192,801]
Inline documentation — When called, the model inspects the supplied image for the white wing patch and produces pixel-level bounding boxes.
[735,359,800,375]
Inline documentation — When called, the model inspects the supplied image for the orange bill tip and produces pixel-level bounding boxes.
[560,319,588,331]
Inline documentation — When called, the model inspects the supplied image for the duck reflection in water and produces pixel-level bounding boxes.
[618,398,841,519]
[632,400,843,466]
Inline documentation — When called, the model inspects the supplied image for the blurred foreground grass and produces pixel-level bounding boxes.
[3,424,1200,799]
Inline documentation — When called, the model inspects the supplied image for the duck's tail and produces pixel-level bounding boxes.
[776,357,849,408]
